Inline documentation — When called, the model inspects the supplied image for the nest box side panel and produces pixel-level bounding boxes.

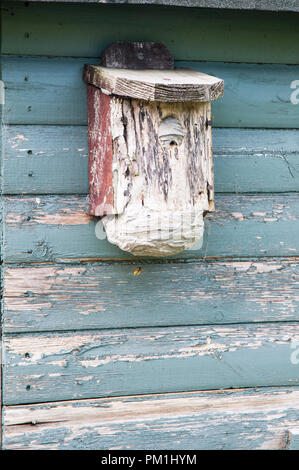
[87,85,116,216]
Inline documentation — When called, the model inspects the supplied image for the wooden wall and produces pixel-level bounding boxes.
[1,1,299,449]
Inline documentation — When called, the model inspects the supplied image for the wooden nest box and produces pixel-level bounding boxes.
[83,42,224,257]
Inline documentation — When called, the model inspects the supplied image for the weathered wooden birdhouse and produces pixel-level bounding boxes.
[84,42,223,256]
[3,0,299,452]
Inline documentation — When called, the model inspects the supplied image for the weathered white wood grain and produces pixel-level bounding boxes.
[84,65,224,102]
[3,259,299,332]
[3,323,299,404]
[3,387,299,449]
[98,98,214,256]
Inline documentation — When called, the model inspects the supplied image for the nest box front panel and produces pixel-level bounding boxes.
[84,42,223,256]
[87,87,214,256]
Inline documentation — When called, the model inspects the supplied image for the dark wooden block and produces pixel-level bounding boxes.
[100,41,174,70]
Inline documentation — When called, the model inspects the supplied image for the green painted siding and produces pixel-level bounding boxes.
[2,126,299,194]
[4,260,299,333]
[3,57,299,128]
[3,194,299,262]
[1,1,299,450]
[4,323,299,405]
[4,387,299,450]
[3,3,299,63]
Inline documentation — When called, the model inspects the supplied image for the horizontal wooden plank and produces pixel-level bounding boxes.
[3,3,299,63]
[182,61,299,129]
[3,126,299,195]
[2,56,91,126]
[213,128,299,193]
[4,194,299,262]
[3,387,299,450]
[3,56,299,127]
[3,125,89,194]
[3,259,299,333]
[3,322,299,404]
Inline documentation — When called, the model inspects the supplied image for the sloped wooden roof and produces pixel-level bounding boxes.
[84,65,224,101]
[12,0,299,13]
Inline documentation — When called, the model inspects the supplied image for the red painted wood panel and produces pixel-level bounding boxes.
[87,85,115,215]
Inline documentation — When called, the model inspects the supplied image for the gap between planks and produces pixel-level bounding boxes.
[3,255,299,265]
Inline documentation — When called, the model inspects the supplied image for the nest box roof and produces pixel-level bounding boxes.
[83,65,224,102]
